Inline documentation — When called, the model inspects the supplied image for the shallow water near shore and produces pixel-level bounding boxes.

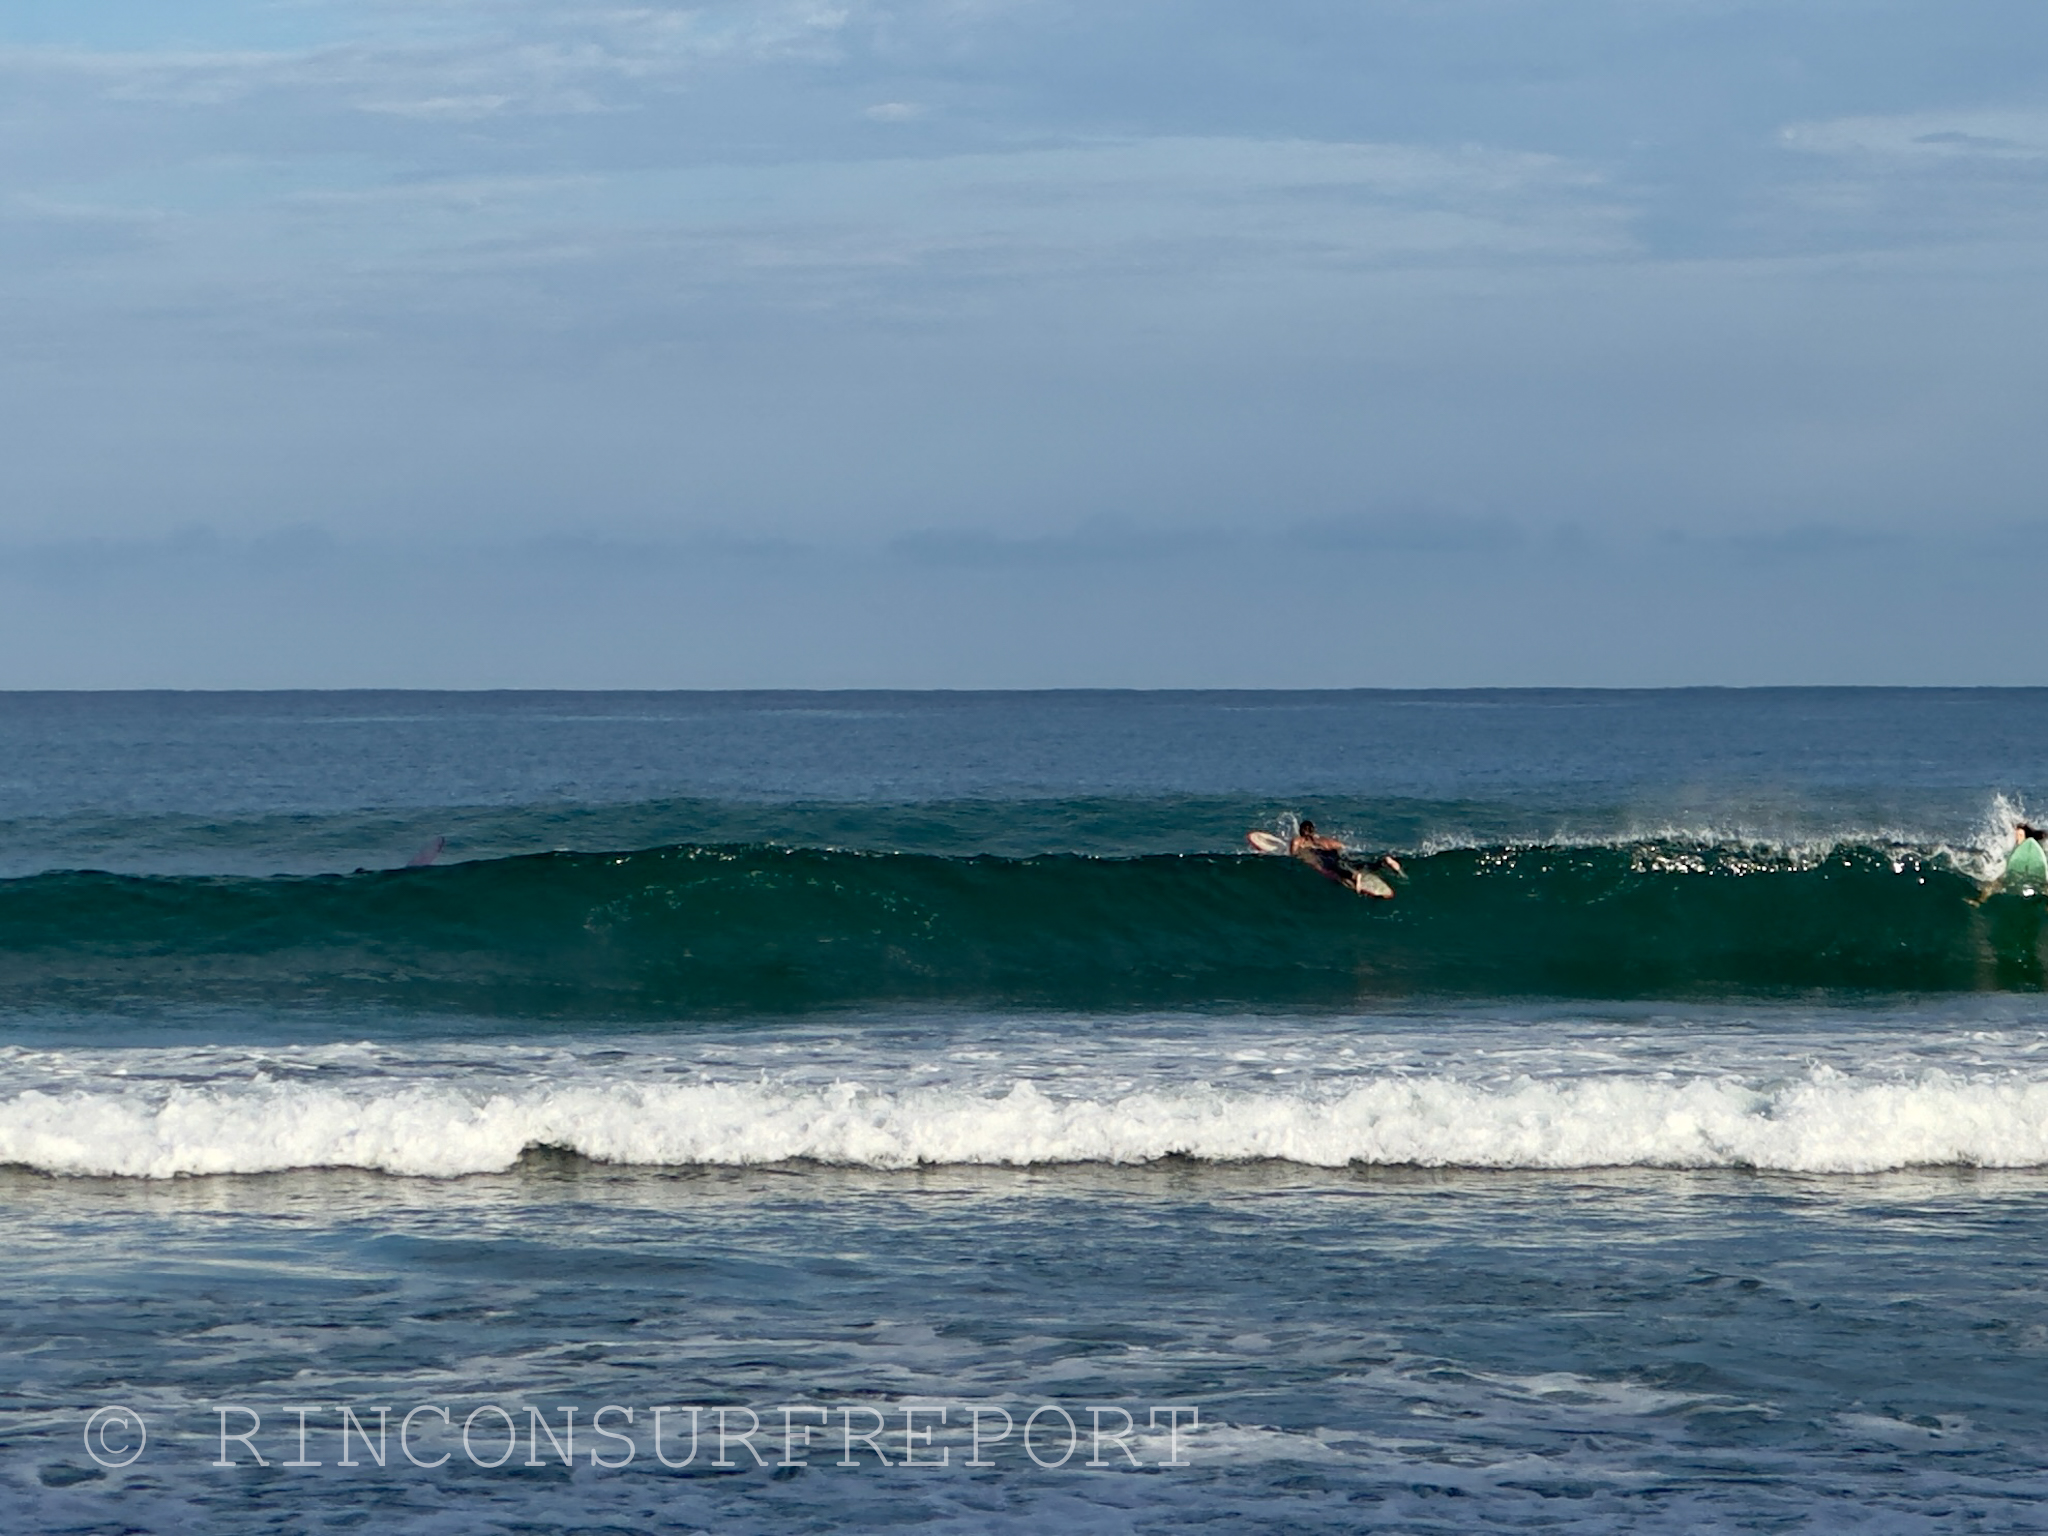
[10,1153,2048,1531]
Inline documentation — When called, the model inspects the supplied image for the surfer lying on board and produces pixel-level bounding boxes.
[1290,820,1403,898]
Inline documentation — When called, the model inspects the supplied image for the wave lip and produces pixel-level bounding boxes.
[11,1068,2048,1179]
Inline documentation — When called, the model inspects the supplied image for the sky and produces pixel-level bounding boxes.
[1,0,2044,686]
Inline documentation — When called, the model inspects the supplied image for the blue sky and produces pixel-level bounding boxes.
[1,1,2044,685]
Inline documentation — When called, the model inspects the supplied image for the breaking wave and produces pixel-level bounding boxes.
[0,836,2040,1014]
[10,1064,2048,1178]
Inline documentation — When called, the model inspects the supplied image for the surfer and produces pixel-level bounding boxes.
[1288,820,1343,868]
[1289,820,1402,897]
[2007,824,2048,886]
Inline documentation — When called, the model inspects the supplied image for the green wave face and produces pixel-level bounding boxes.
[0,840,2035,1016]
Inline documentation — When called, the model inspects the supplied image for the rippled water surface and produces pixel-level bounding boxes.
[7,690,2048,1531]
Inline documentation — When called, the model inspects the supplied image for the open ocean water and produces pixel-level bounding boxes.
[9,688,2048,1532]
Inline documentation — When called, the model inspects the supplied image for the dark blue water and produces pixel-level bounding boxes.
[4,687,2021,808]
[5,690,2048,1532]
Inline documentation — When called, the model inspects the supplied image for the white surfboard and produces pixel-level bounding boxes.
[1346,867,1395,899]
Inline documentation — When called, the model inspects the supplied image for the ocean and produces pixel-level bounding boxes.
[8,688,2048,1533]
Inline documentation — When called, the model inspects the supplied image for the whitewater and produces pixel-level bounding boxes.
[16,1020,2048,1178]
[13,689,2048,1534]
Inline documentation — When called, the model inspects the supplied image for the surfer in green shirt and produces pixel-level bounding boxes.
[2009,824,2048,885]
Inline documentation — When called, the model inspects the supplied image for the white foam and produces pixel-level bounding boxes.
[10,1058,2048,1179]
[1974,791,2034,881]
[1387,788,2047,879]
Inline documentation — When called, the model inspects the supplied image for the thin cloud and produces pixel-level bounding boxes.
[1781,109,2048,162]
[890,521,1224,567]
[0,2,859,117]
